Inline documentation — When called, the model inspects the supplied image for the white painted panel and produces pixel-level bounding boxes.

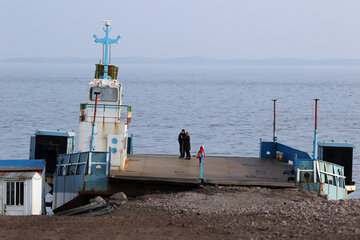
[31,173,43,215]
[26,179,31,215]
[107,134,123,169]
[78,121,92,152]
[79,121,128,153]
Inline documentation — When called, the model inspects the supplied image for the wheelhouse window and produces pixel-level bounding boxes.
[90,87,118,102]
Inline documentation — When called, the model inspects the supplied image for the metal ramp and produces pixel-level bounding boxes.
[110,154,294,188]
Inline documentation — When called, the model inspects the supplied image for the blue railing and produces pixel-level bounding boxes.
[295,158,347,200]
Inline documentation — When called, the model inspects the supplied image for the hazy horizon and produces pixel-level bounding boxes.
[4,56,360,67]
[1,1,360,60]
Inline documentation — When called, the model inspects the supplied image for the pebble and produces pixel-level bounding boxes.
[117,185,360,237]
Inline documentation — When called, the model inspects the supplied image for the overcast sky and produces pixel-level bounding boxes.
[1,0,360,59]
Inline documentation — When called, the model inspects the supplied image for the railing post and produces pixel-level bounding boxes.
[296,158,300,183]
[199,152,204,182]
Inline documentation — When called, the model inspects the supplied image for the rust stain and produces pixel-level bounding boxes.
[82,178,87,192]
[63,175,66,207]
[123,157,129,170]
[114,122,119,134]
[54,183,58,209]
[336,185,338,200]
[102,121,106,137]
[103,105,106,123]
[304,172,311,192]
[0,172,39,178]
[319,182,324,195]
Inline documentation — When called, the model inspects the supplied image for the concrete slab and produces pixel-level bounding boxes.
[110,154,295,188]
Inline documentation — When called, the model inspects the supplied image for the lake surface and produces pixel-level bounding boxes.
[1,63,359,197]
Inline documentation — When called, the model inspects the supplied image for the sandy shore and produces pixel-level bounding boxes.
[0,186,359,240]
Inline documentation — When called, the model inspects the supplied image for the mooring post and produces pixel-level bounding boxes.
[199,152,205,182]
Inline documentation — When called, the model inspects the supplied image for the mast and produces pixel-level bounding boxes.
[272,99,277,143]
[93,20,121,79]
[313,98,319,160]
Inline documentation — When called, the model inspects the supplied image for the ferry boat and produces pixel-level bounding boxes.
[24,22,355,213]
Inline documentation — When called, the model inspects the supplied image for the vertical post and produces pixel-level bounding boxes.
[199,152,204,181]
[106,147,111,176]
[273,99,277,143]
[103,23,109,79]
[313,98,319,182]
[313,99,319,160]
[88,152,92,175]
[71,136,75,153]
[90,92,100,152]
[272,99,278,159]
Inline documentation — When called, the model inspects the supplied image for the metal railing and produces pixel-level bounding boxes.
[296,159,346,188]
[318,160,346,188]
[80,103,131,124]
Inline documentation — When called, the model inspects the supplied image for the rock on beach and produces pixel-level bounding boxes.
[0,186,359,240]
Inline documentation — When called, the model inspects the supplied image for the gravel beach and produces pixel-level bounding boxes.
[0,186,359,240]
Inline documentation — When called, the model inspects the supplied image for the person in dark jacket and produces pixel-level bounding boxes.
[183,132,191,159]
[178,129,186,158]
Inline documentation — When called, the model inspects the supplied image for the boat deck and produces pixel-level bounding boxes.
[110,154,294,188]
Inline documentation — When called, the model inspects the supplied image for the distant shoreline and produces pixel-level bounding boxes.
[2,56,360,66]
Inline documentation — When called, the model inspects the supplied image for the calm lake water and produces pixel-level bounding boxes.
[1,63,359,197]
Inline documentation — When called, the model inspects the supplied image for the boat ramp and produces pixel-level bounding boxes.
[52,152,295,211]
[111,154,293,188]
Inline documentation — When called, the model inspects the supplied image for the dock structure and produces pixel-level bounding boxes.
[110,154,294,188]
[53,153,295,212]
